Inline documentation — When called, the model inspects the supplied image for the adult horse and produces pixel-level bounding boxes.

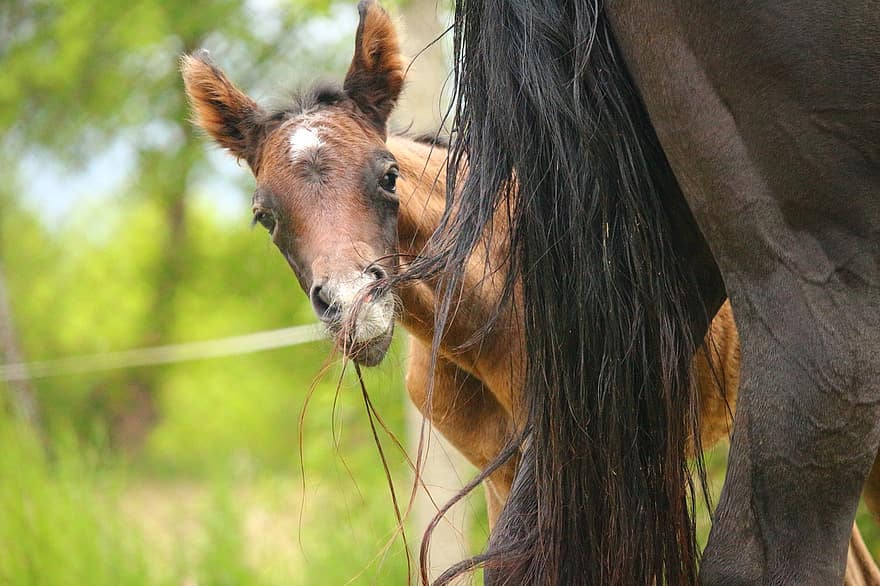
[404,0,880,584]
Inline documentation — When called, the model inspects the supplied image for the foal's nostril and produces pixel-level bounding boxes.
[365,265,387,281]
[310,284,340,323]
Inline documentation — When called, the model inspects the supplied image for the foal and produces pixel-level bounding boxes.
[181,0,878,580]
[181,1,521,519]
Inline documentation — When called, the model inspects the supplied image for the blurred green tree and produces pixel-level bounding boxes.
[0,0,343,448]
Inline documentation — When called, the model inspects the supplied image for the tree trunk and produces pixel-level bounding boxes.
[392,0,451,135]
[394,4,474,579]
[105,38,203,452]
[0,259,43,434]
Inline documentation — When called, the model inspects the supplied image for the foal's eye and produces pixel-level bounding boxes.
[379,170,398,193]
[253,210,276,234]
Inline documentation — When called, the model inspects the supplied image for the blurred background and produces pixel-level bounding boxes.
[1,1,877,585]
[0,1,486,584]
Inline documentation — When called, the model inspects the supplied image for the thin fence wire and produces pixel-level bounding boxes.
[0,324,326,381]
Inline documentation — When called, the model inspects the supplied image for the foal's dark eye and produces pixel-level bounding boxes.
[379,169,398,193]
[253,210,276,234]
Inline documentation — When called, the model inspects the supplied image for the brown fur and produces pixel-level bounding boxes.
[180,52,268,171]
[693,304,739,452]
[388,137,737,516]
[388,131,743,519]
[387,136,522,519]
[343,1,405,135]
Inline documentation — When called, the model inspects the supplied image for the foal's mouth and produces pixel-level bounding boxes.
[343,324,394,367]
[324,292,396,367]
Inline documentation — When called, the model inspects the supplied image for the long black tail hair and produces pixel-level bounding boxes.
[390,0,722,584]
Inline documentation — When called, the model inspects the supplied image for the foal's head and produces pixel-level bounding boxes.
[181,0,405,365]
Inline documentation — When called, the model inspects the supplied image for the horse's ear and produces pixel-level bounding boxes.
[180,50,265,170]
[343,0,404,134]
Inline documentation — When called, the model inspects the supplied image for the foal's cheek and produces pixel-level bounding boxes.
[276,236,311,294]
[378,202,400,265]
[286,258,312,295]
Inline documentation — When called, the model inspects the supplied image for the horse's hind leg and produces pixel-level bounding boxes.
[606,1,880,582]
[695,301,880,584]
[699,288,880,585]
[695,302,880,584]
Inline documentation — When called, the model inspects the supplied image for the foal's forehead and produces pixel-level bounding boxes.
[266,111,376,172]
[257,108,383,194]
[284,109,376,151]
[283,114,329,162]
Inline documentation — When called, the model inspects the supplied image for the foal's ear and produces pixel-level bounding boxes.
[343,0,404,134]
[180,50,265,170]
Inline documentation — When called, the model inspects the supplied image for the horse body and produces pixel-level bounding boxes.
[609,4,880,582]
[386,135,523,520]
[387,136,520,406]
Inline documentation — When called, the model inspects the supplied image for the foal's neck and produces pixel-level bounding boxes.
[386,135,515,379]
[387,136,448,259]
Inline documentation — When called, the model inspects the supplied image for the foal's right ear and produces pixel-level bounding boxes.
[343,0,404,134]
[180,50,265,170]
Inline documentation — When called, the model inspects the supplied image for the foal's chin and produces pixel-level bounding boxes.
[344,325,394,367]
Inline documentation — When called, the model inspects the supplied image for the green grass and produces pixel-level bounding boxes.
[0,421,156,586]
[2,390,879,586]
[0,417,416,586]
[0,354,423,586]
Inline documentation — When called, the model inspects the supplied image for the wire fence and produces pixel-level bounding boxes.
[0,324,326,382]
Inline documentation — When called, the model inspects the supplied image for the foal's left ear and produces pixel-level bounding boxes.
[343,0,404,135]
[180,50,267,171]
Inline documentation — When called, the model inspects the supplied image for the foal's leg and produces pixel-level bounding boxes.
[863,450,880,525]
[846,520,880,586]
[692,300,739,453]
[854,450,880,585]
[406,340,517,526]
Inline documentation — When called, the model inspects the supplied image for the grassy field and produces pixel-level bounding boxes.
[2,388,879,585]
[0,354,421,585]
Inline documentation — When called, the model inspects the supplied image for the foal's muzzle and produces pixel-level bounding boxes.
[309,267,394,366]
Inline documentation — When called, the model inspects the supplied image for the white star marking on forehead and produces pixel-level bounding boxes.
[289,126,322,160]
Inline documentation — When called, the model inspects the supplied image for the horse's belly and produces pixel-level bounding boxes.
[609,1,880,283]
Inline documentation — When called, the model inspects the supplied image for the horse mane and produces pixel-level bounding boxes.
[263,81,348,122]
[395,0,713,583]
[408,132,451,150]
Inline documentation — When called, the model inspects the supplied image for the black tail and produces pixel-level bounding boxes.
[400,0,720,584]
